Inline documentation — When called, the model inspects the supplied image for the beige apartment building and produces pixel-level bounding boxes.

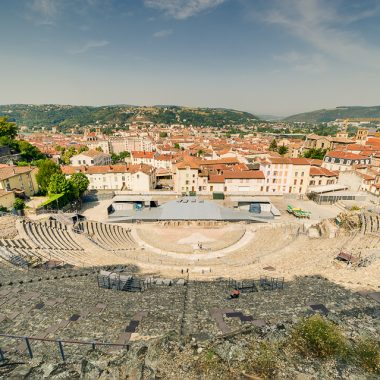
[0,190,16,208]
[173,160,265,195]
[259,157,311,194]
[0,166,39,197]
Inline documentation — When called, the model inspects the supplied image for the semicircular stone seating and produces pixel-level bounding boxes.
[74,221,137,251]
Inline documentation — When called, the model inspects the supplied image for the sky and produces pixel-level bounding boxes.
[0,0,380,116]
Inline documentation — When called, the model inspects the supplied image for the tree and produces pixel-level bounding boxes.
[0,117,18,139]
[17,140,45,161]
[278,145,288,156]
[159,131,168,138]
[69,173,89,196]
[13,198,25,211]
[111,150,130,164]
[48,173,78,204]
[269,139,278,151]
[95,146,103,152]
[197,149,205,157]
[174,143,180,149]
[61,146,77,165]
[303,148,327,160]
[78,145,89,153]
[35,159,62,195]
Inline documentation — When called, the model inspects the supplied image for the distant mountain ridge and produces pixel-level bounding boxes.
[284,106,380,123]
[0,104,259,128]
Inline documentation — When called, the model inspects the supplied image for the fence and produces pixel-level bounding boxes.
[0,334,129,363]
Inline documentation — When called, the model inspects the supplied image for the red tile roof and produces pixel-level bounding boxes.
[131,151,155,159]
[326,151,368,160]
[223,170,265,179]
[309,167,338,177]
[0,166,35,181]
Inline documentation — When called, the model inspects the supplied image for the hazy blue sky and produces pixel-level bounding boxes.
[1,0,379,115]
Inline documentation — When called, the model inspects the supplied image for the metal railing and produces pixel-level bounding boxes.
[0,334,129,362]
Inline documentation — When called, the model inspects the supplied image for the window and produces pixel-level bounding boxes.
[301,172,304,176]
[294,179,297,185]
[295,172,298,177]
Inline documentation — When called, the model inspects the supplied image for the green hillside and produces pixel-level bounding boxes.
[0,104,259,129]
[284,106,380,123]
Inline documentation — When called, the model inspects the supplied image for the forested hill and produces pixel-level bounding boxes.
[284,106,380,123]
[0,104,259,128]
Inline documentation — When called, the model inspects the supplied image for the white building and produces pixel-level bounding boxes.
[62,164,156,191]
[70,150,112,166]
[322,151,371,172]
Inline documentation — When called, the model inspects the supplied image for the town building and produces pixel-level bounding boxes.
[62,164,156,192]
[322,151,371,172]
[70,150,112,166]
[0,166,38,197]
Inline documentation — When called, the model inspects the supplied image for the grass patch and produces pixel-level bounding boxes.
[249,341,279,379]
[291,314,348,359]
[351,337,380,374]
[37,193,64,208]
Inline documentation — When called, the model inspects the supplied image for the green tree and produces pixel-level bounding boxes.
[95,146,103,152]
[111,150,130,164]
[69,173,89,196]
[0,117,18,139]
[174,143,180,149]
[13,198,25,211]
[17,140,45,161]
[48,173,78,204]
[159,131,168,138]
[78,145,89,153]
[303,148,327,160]
[61,146,77,165]
[35,159,62,195]
[278,145,288,155]
[269,139,278,151]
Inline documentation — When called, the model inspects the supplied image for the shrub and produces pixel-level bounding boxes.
[250,341,279,379]
[291,314,348,358]
[351,338,380,374]
[13,198,25,211]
